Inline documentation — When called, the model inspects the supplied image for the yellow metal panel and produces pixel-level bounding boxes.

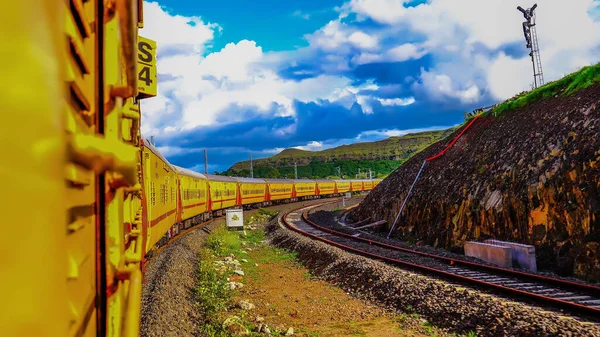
[209,181,238,210]
[336,181,351,193]
[363,180,373,190]
[240,182,267,205]
[317,181,335,196]
[268,182,293,200]
[295,182,316,197]
[144,147,177,250]
[351,181,363,191]
[137,36,157,98]
[1,3,67,337]
[179,173,208,220]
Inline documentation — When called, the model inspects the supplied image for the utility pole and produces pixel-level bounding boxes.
[369,169,372,180]
[337,166,341,179]
[250,154,253,178]
[517,4,544,88]
[294,162,298,179]
[203,150,208,174]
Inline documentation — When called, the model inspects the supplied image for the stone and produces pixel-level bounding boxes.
[237,300,255,310]
[233,269,245,276]
[222,316,249,336]
[285,327,294,336]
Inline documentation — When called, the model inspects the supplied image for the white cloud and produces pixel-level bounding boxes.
[294,141,325,151]
[414,69,482,104]
[140,4,359,134]
[357,125,454,139]
[142,1,219,54]
[378,97,416,106]
[341,0,600,101]
[346,0,410,25]
[307,21,379,52]
[348,31,379,49]
[293,10,311,20]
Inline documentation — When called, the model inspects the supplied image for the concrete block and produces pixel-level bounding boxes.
[484,239,537,273]
[464,242,513,268]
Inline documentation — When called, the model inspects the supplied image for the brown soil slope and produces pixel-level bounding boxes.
[350,85,600,281]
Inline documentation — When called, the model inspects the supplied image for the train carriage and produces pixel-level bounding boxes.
[142,140,178,250]
[264,178,294,201]
[316,179,336,196]
[335,180,351,194]
[293,179,317,198]
[350,180,364,192]
[205,174,238,211]
[363,180,373,191]
[234,177,268,206]
[175,166,208,224]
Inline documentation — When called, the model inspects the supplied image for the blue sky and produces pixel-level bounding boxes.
[139,0,600,173]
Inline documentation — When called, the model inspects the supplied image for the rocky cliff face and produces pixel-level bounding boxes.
[351,85,600,281]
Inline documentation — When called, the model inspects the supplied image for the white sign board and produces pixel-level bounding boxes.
[345,192,352,198]
[226,209,244,230]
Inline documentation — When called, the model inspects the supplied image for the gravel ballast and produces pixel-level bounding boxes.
[268,215,600,337]
[140,200,327,337]
[140,221,219,337]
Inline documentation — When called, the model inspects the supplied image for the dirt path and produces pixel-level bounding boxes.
[225,217,449,337]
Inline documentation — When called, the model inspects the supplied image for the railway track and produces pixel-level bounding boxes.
[283,203,600,320]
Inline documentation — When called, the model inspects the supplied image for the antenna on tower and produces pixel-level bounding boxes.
[294,162,298,179]
[204,150,208,174]
[250,154,253,178]
[517,3,544,88]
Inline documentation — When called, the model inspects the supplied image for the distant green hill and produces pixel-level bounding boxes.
[220,128,456,179]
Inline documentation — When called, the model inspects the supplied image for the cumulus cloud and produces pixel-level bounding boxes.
[140,0,600,171]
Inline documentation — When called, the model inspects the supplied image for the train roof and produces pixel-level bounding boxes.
[290,179,316,183]
[314,179,335,183]
[232,177,267,184]
[262,178,295,183]
[141,138,176,171]
[334,179,351,184]
[173,165,207,180]
[204,174,238,183]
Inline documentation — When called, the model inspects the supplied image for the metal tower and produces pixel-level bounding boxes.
[518,4,544,88]
[249,154,253,178]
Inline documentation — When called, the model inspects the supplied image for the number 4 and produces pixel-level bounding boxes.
[139,66,152,86]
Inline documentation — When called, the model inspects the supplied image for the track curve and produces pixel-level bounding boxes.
[282,202,600,320]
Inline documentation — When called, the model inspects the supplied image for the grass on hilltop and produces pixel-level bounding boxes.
[493,62,600,116]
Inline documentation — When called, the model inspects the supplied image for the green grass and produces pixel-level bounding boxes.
[493,62,600,116]
[195,249,233,337]
[205,226,242,257]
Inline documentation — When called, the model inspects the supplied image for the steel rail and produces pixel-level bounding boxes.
[281,203,600,317]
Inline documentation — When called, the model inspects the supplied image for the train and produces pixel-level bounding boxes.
[2,2,383,337]
[142,139,382,253]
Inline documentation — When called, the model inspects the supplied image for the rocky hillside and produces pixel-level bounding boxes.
[350,64,600,281]
[223,129,455,179]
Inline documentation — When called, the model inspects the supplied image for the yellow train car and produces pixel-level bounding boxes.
[373,178,383,188]
[235,177,267,205]
[335,180,351,194]
[350,180,364,192]
[205,174,238,211]
[293,179,317,198]
[316,179,336,196]
[175,166,208,221]
[264,179,294,201]
[363,180,373,191]
[142,140,178,250]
